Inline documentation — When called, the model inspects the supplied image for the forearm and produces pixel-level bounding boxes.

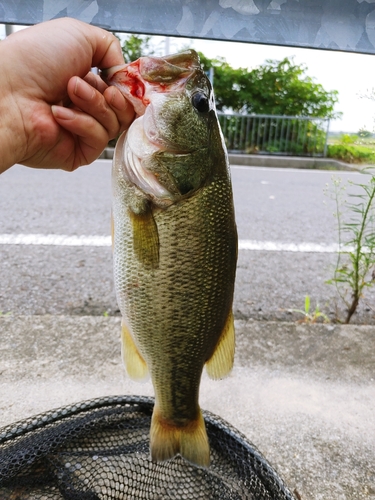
[0,109,22,174]
[0,43,24,173]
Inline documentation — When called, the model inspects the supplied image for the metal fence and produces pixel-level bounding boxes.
[217,113,330,157]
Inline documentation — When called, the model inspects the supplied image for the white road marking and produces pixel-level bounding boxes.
[0,234,111,246]
[0,234,352,253]
[238,240,342,252]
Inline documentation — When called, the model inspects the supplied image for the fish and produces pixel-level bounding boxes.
[103,50,237,468]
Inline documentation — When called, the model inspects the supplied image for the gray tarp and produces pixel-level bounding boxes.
[1,0,375,54]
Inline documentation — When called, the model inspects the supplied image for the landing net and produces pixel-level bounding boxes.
[0,395,296,499]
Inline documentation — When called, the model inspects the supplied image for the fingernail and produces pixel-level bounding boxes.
[74,78,95,101]
[52,105,76,120]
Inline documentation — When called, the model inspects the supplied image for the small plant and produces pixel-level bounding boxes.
[290,295,330,324]
[0,311,12,317]
[326,174,375,323]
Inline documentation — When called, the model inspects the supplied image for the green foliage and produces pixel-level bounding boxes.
[326,175,375,323]
[117,34,154,63]
[219,113,328,155]
[358,128,373,138]
[328,133,375,164]
[340,134,358,145]
[327,144,375,164]
[199,53,340,118]
[290,295,329,323]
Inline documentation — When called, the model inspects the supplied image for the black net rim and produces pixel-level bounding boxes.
[0,395,296,499]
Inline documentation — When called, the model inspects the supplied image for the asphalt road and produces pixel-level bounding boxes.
[0,160,374,324]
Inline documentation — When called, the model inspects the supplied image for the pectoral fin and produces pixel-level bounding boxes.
[205,310,235,380]
[121,322,149,381]
[129,208,159,269]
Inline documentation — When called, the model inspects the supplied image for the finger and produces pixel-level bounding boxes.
[86,24,124,69]
[51,105,109,166]
[103,86,135,133]
[83,71,108,94]
[67,76,120,139]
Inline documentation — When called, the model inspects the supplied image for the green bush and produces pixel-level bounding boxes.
[220,115,327,155]
[339,134,358,145]
[327,144,375,164]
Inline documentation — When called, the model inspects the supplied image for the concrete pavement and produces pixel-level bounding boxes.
[1,315,374,499]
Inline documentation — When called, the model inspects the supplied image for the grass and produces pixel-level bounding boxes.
[327,134,375,164]
[326,174,375,323]
[290,295,330,324]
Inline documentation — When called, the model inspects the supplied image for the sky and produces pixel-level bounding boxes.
[2,24,375,133]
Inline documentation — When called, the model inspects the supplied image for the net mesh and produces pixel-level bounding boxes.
[0,395,296,499]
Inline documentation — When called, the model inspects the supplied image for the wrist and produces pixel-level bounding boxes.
[0,43,25,173]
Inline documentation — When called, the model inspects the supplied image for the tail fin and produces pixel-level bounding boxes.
[150,406,210,468]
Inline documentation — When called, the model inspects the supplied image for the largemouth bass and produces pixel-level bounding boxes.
[104,50,237,468]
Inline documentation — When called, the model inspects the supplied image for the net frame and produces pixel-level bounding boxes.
[0,395,296,499]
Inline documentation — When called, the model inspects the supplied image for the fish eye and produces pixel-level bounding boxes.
[191,92,210,113]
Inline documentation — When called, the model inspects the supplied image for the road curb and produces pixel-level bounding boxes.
[1,315,373,382]
[227,153,365,171]
[99,147,373,171]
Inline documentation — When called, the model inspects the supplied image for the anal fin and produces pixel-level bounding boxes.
[129,207,159,269]
[205,310,235,380]
[150,406,210,468]
[121,322,149,381]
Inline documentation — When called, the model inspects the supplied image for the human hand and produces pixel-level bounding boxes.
[0,18,134,173]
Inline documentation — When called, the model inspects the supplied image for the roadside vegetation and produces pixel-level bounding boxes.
[326,174,375,323]
[198,53,340,119]
[327,132,375,164]
[290,295,330,324]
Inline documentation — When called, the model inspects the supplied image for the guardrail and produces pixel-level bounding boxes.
[217,113,330,157]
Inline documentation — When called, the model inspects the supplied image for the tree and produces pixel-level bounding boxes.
[117,34,154,63]
[198,53,340,118]
[358,127,373,138]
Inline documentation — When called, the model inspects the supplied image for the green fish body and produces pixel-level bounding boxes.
[106,50,237,467]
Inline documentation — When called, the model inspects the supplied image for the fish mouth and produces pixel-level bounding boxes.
[102,50,200,84]
[109,51,208,205]
[101,50,202,115]
[122,116,175,207]
[138,50,200,83]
